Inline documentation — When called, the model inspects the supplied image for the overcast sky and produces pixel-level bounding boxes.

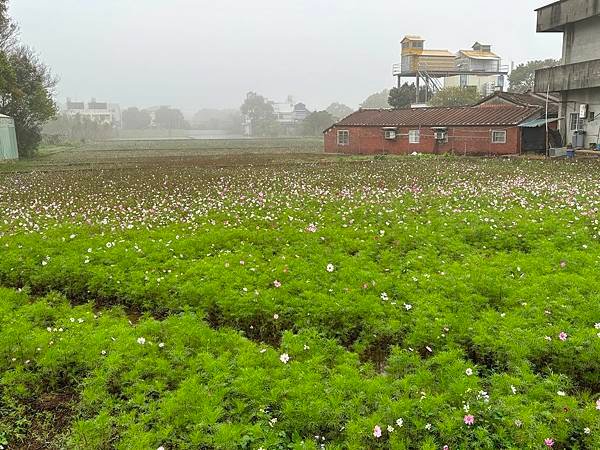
[10,0,562,113]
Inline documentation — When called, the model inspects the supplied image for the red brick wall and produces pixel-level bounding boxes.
[324,125,522,156]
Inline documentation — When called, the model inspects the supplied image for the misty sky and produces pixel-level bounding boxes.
[11,0,562,113]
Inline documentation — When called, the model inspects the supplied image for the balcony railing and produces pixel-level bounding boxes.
[393,63,509,77]
[534,59,600,92]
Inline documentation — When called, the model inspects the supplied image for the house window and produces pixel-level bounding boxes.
[491,130,507,144]
[570,112,584,131]
[337,130,349,146]
[409,130,420,144]
[384,129,397,140]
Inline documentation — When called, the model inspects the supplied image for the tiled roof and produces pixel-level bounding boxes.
[476,92,559,115]
[332,105,541,128]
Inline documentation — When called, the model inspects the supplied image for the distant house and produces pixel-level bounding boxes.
[64,99,121,127]
[324,103,557,155]
[272,100,310,126]
[0,113,18,160]
[243,97,311,136]
[445,43,507,96]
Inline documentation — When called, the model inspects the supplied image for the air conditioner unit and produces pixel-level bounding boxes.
[383,128,397,140]
[434,131,447,141]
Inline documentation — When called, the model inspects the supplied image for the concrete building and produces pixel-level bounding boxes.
[0,113,18,160]
[323,104,554,156]
[534,0,600,148]
[65,99,122,127]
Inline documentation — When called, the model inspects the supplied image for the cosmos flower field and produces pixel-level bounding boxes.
[0,155,599,449]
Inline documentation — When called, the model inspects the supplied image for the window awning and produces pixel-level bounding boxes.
[518,117,560,128]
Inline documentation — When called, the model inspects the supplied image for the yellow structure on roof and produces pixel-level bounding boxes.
[400,36,456,74]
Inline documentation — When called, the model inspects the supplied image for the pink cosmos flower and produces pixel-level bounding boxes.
[443,446,449,450]
[373,425,382,438]
[559,332,568,341]
[273,280,282,288]
[544,438,554,447]
[463,415,475,426]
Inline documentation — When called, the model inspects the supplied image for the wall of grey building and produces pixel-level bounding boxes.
[558,14,600,147]
[562,15,600,64]
[560,89,600,147]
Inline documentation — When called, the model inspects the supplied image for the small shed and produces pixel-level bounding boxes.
[0,114,18,160]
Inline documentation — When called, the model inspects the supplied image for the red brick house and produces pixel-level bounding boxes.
[324,104,555,155]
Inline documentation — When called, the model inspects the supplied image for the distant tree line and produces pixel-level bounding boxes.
[0,0,57,157]
[43,114,114,144]
[122,106,190,130]
[240,92,353,137]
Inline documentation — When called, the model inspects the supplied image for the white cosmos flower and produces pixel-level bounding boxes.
[137,337,146,345]
[279,353,290,364]
[326,264,335,273]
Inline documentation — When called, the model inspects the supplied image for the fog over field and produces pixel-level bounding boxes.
[11,0,561,110]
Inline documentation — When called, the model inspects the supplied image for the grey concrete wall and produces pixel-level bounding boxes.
[559,88,600,147]
[535,59,600,92]
[537,0,600,32]
[563,15,600,63]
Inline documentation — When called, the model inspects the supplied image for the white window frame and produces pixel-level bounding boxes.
[570,112,584,131]
[491,130,507,144]
[337,130,349,146]
[409,130,420,144]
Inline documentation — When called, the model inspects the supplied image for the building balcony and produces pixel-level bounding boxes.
[534,58,600,92]
[536,0,600,32]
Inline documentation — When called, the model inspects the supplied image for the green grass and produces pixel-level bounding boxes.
[0,156,599,449]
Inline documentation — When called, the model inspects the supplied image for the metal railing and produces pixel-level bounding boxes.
[393,62,510,77]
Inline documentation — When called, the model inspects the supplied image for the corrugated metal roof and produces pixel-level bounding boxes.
[459,50,500,59]
[332,106,541,128]
[404,49,455,57]
[518,117,560,128]
[476,92,560,115]
[401,35,424,42]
